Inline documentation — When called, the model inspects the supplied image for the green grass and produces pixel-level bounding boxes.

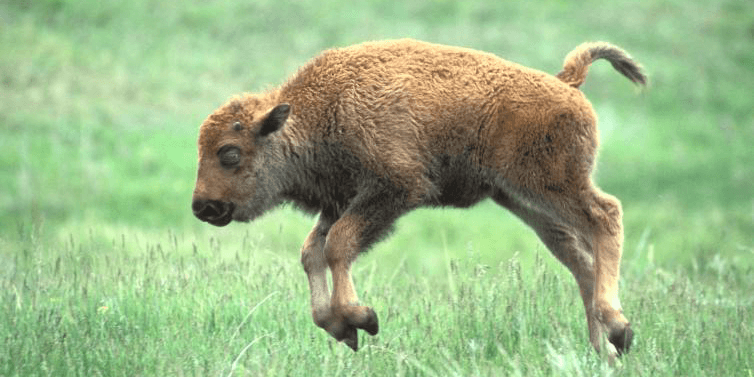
[1,0,753,375]
[3,226,753,376]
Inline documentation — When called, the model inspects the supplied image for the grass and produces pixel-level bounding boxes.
[1,0,753,375]
[3,225,753,376]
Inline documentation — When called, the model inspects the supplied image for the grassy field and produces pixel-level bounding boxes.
[1,0,753,375]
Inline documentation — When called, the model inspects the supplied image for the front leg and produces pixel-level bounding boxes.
[322,213,380,350]
[300,208,337,336]
[301,208,379,351]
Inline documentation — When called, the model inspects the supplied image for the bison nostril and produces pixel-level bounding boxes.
[192,200,207,215]
[192,199,222,218]
[206,202,222,217]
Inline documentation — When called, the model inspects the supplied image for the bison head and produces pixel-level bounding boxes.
[192,97,291,227]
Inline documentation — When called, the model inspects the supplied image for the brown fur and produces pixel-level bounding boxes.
[191,39,646,358]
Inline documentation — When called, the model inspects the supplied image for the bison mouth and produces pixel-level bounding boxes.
[192,200,236,227]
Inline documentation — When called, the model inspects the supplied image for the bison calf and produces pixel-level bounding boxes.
[192,39,646,358]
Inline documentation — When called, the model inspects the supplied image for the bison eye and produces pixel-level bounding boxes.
[218,145,241,168]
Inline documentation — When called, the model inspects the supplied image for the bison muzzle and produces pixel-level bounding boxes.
[192,199,235,227]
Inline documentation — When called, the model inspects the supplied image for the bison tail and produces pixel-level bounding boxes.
[556,42,647,89]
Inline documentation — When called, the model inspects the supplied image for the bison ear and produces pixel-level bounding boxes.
[258,103,291,137]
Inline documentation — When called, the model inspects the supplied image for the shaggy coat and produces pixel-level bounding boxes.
[192,39,646,359]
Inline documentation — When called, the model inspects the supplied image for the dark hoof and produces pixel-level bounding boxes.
[360,307,379,336]
[341,326,359,351]
[341,307,379,351]
[327,322,359,351]
[608,323,633,356]
[324,306,380,351]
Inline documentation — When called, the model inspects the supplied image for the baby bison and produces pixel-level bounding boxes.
[192,39,646,359]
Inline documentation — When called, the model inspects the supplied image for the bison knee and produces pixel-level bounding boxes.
[588,193,623,236]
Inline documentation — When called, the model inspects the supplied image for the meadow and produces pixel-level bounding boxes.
[1,0,753,375]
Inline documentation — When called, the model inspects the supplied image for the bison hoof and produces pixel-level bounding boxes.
[608,323,633,356]
[340,326,359,351]
[325,306,379,351]
[357,307,379,336]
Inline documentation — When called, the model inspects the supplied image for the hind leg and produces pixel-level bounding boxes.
[584,188,632,357]
[493,188,631,359]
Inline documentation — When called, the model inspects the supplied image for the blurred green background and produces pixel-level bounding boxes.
[1,0,752,271]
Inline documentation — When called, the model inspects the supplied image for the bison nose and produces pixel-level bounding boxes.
[192,199,235,227]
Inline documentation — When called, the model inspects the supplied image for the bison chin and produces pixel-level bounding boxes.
[192,200,235,227]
